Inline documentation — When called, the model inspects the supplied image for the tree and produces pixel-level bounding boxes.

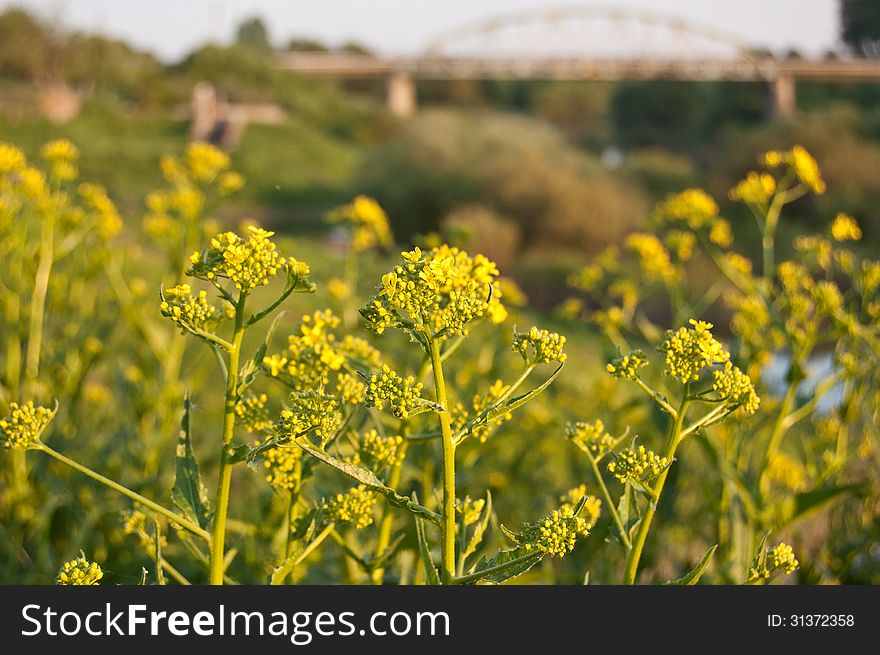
[235,16,271,51]
[841,0,880,56]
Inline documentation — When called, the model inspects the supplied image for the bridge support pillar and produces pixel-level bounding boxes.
[769,75,796,119]
[387,72,416,118]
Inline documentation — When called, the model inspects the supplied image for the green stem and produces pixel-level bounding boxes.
[428,336,456,584]
[587,454,631,550]
[209,295,246,585]
[623,386,690,584]
[370,441,408,584]
[39,444,210,540]
[758,382,799,498]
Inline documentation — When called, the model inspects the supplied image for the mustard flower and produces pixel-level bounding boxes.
[761,146,825,194]
[559,484,602,527]
[41,138,79,182]
[359,430,404,469]
[259,441,302,491]
[661,320,729,384]
[653,188,719,228]
[607,445,669,485]
[766,453,808,492]
[712,361,761,415]
[512,327,567,365]
[365,365,425,419]
[323,486,378,529]
[749,542,799,581]
[709,218,734,248]
[0,142,26,174]
[159,283,218,332]
[0,401,56,449]
[606,350,649,380]
[235,394,273,433]
[218,171,245,196]
[625,233,679,284]
[830,213,862,241]
[275,390,342,444]
[336,372,366,405]
[729,171,776,205]
[327,195,393,253]
[189,226,286,292]
[565,419,616,460]
[361,245,504,337]
[185,141,230,183]
[520,504,590,558]
[456,496,486,526]
[56,555,103,585]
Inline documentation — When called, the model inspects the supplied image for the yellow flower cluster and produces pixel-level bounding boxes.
[0,401,56,449]
[830,213,862,241]
[729,171,776,205]
[260,441,302,491]
[762,145,826,194]
[766,453,808,492]
[359,430,404,469]
[456,496,486,526]
[361,245,505,337]
[235,394,273,433]
[512,327,567,365]
[56,555,103,585]
[565,419,616,460]
[189,226,286,292]
[79,183,123,239]
[0,142,26,173]
[264,310,377,396]
[323,485,378,529]
[275,390,342,444]
[661,320,729,384]
[521,504,590,558]
[624,233,679,284]
[750,542,799,580]
[559,484,602,527]
[122,510,168,551]
[607,445,669,485]
[184,141,231,183]
[654,188,719,228]
[159,284,218,332]
[327,195,393,253]
[712,361,760,414]
[41,138,79,182]
[606,350,649,380]
[365,365,424,419]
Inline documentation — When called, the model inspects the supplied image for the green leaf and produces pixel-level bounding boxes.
[296,440,385,488]
[469,547,542,584]
[462,490,492,563]
[171,393,210,529]
[270,510,317,585]
[614,481,641,548]
[788,484,862,523]
[414,506,440,586]
[484,363,564,424]
[239,310,286,394]
[666,544,718,585]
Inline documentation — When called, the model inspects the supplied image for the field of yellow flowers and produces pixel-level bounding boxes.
[1,139,877,585]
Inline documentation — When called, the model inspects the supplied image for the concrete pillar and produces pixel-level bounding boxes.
[190,81,218,140]
[387,72,417,118]
[769,75,796,119]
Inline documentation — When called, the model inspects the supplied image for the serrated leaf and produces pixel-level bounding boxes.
[462,490,492,563]
[615,481,641,548]
[666,544,717,585]
[296,440,385,489]
[415,508,440,585]
[171,393,210,529]
[500,522,520,545]
[470,547,542,584]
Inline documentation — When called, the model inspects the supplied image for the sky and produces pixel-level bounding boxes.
[4,0,841,62]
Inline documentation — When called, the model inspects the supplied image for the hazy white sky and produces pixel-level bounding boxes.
[5,0,841,61]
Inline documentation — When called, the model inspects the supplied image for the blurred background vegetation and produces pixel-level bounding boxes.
[2,2,880,584]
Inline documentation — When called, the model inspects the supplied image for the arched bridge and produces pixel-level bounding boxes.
[277,5,880,117]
